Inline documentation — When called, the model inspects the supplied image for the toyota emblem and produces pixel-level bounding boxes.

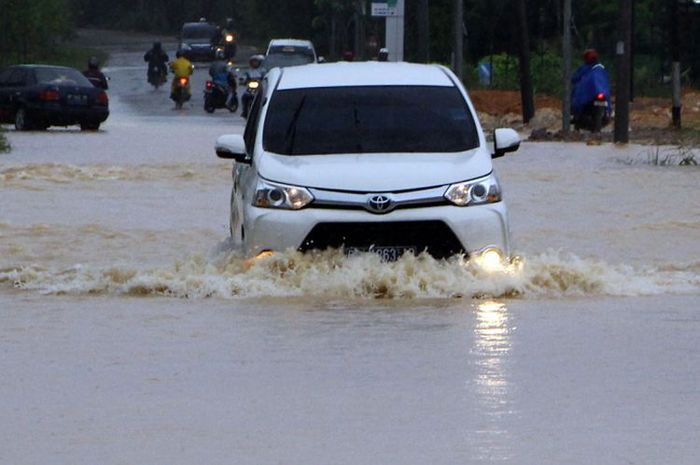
[366,194,394,214]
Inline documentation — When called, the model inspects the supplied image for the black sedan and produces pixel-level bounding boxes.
[0,64,109,131]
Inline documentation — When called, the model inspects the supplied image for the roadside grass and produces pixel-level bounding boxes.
[13,46,109,70]
[0,129,10,153]
[622,144,698,166]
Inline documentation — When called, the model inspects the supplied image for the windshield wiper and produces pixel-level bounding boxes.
[284,95,306,154]
[353,104,363,152]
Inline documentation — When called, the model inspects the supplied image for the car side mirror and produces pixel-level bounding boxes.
[215,134,250,164]
[492,128,520,158]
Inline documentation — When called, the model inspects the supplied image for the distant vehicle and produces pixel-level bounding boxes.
[178,21,219,62]
[263,39,319,71]
[215,62,521,262]
[0,64,109,131]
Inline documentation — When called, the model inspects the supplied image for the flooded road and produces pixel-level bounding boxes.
[1,44,699,464]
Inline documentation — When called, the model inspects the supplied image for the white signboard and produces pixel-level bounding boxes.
[371,3,398,17]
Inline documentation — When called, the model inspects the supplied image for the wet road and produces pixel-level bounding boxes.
[1,41,699,465]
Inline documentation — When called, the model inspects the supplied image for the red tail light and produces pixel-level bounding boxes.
[179,77,189,86]
[206,80,213,89]
[96,91,109,106]
[596,92,606,101]
[39,89,60,101]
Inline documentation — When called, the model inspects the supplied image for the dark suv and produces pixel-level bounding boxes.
[178,21,219,61]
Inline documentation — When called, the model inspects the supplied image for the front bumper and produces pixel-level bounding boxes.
[241,202,511,259]
[28,103,109,125]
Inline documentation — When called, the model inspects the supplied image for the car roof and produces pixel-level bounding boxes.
[268,38,314,49]
[275,62,455,90]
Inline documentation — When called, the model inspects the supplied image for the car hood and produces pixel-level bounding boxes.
[256,149,492,192]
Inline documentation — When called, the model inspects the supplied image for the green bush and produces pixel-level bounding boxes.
[0,129,10,153]
[476,51,563,95]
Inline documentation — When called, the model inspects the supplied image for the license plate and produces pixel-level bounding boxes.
[66,94,87,106]
[347,245,417,261]
[593,101,607,107]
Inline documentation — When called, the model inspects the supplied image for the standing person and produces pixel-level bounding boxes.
[169,50,194,102]
[83,56,108,89]
[144,42,169,87]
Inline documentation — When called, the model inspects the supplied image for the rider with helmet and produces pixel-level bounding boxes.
[144,42,169,85]
[240,54,265,117]
[169,50,194,101]
[209,51,238,110]
[83,56,108,90]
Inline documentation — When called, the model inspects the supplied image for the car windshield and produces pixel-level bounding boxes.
[263,54,314,70]
[263,86,479,155]
[183,25,216,40]
[34,67,92,87]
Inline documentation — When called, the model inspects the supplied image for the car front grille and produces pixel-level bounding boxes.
[299,221,465,259]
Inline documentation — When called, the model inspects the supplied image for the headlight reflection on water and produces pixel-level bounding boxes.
[469,299,515,461]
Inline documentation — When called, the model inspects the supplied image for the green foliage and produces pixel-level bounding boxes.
[0,129,10,153]
[0,0,75,67]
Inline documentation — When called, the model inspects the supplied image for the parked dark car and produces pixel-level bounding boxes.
[0,65,109,131]
[178,21,220,62]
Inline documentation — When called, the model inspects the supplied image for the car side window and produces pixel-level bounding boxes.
[7,69,26,86]
[243,82,265,154]
[0,69,12,86]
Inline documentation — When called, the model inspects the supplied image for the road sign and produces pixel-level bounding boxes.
[371,2,398,17]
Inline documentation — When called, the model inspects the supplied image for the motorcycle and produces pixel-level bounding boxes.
[172,76,191,109]
[204,80,237,113]
[147,64,167,89]
[240,79,260,118]
[571,63,612,133]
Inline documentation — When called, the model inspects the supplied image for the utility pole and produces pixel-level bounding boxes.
[515,0,535,123]
[385,0,405,61]
[670,0,682,129]
[417,0,430,63]
[562,0,572,132]
[453,0,463,79]
[614,0,632,143]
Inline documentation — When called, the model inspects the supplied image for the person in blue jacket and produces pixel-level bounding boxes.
[571,48,612,130]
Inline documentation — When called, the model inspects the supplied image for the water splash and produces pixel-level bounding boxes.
[1,249,698,299]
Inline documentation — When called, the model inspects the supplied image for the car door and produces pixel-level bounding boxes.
[232,81,265,242]
[0,68,19,122]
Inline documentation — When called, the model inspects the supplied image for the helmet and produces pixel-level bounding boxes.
[216,49,225,60]
[583,48,599,64]
[378,48,389,62]
[88,56,99,69]
[249,54,263,68]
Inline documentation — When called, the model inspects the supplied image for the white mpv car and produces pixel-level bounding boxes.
[216,62,520,261]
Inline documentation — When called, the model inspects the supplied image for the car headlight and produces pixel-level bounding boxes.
[444,173,502,206]
[225,34,234,42]
[253,179,314,210]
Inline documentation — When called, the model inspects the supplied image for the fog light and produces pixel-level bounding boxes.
[475,247,505,272]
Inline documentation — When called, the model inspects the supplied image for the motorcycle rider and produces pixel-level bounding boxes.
[144,41,169,86]
[169,50,194,102]
[83,56,108,90]
[240,54,264,118]
[215,17,237,60]
[209,51,238,110]
[571,48,611,130]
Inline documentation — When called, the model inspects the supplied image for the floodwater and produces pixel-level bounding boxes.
[1,45,699,465]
